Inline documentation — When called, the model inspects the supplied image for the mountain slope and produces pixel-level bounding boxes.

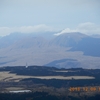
[0,33,28,48]
[50,32,87,47]
[10,36,48,49]
[45,59,81,68]
[70,37,100,57]
[51,32,100,57]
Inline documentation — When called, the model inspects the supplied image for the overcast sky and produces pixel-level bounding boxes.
[0,0,100,36]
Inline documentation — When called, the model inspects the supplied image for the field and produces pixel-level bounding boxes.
[0,71,94,82]
[0,66,100,91]
[0,66,100,100]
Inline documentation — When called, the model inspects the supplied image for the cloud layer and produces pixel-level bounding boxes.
[0,24,56,36]
[0,22,100,36]
[55,22,100,36]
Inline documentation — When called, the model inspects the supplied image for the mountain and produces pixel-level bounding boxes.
[52,32,100,57]
[0,32,100,68]
[50,32,87,47]
[30,31,57,39]
[45,59,81,68]
[91,34,100,38]
[0,32,28,48]
[70,37,100,57]
[0,31,56,49]
[10,36,48,49]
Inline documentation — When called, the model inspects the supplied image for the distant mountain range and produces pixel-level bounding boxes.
[0,32,100,68]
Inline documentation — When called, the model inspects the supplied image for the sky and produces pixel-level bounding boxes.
[0,0,100,36]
